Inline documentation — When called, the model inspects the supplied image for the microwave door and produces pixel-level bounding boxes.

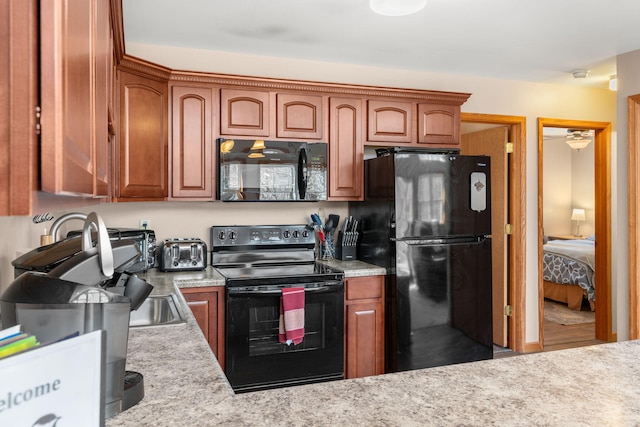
[259,164,297,200]
[298,147,307,200]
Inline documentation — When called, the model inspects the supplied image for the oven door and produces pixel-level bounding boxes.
[225,280,344,393]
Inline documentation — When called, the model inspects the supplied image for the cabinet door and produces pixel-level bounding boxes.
[329,97,362,200]
[93,0,110,197]
[181,287,225,370]
[346,301,384,379]
[417,103,460,147]
[1,0,38,215]
[367,100,414,143]
[116,70,168,200]
[40,0,94,195]
[345,276,385,379]
[276,93,323,139]
[171,86,214,199]
[220,89,270,137]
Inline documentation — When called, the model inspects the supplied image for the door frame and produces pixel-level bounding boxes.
[461,113,527,352]
[628,94,640,339]
[537,118,613,343]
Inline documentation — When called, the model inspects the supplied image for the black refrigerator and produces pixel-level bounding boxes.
[350,149,493,373]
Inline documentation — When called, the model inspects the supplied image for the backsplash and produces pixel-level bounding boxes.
[0,201,348,295]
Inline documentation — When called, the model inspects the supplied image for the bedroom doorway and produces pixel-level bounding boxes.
[461,113,526,352]
[538,118,613,348]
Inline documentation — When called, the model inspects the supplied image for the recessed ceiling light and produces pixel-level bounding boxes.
[370,0,428,16]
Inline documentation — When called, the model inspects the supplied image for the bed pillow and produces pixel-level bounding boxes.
[586,234,596,241]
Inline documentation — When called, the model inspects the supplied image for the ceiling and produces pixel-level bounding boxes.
[122,0,640,90]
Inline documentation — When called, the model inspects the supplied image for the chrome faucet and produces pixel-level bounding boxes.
[49,212,88,242]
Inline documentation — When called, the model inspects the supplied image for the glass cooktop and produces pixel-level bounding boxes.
[216,262,343,286]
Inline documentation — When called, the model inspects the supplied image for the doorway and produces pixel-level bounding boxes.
[461,113,526,352]
[537,118,613,346]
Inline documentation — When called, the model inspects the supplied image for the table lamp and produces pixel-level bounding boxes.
[571,208,586,236]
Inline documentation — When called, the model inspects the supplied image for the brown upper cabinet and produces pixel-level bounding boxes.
[417,103,460,147]
[1,0,119,217]
[220,89,270,137]
[276,94,324,140]
[367,100,414,144]
[2,0,470,215]
[329,97,363,200]
[170,85,216,200]
[115,69,169,201]
[40,0,111,198]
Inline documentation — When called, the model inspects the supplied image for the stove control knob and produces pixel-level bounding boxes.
[218,231,226,240]
[229,231,237,240]
[283,230,291,239]
[292,230,300,239]
[302,230,310,238]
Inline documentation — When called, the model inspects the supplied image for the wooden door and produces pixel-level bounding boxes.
[171,86,214,199]
[344,276,384,379]
[328,97,362,200]
[93,0,110,197]
[276,93,323,139]
[220,89,270,137]
[40,0,94,195]
[461,126,509,347]
[181,287,226,370]
[367,100,413,143]
[116,70,168,200]
[417,103,460,148]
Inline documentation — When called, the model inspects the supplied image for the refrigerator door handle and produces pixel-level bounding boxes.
[394,236,488,245]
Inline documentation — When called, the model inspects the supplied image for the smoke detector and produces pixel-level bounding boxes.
[572,69,590,79]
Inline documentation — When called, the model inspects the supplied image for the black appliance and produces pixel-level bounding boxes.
[350,149,493,373]
[217,138,327,201]
[2,212,152,419]
[211,225,344,393]
[12,228,157,277]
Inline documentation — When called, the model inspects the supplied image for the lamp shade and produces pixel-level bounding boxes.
[565,139,591,151]
[571,208,586,222]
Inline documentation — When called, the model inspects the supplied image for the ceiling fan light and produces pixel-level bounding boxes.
[370,0,428,16]
[566,139,591,151]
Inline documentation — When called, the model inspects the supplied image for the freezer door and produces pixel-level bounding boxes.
[389,238,493,372]
[393,153,491,239]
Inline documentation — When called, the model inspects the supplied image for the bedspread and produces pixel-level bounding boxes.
[543,239,595,301]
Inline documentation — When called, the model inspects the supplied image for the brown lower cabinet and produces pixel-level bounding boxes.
[344,276,385,379]
[180,286,225,370]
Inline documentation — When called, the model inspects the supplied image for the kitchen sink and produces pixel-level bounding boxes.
[129,294,186,328]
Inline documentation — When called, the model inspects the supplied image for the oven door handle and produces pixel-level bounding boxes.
[228,285,342,296]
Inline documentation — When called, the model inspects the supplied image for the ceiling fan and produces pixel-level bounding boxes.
[543,128,594,151]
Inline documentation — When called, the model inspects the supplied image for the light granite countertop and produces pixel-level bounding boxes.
[107,265,640,427]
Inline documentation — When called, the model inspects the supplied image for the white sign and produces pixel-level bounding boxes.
[0,330,105,426]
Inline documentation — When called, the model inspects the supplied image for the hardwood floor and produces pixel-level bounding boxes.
[543,317,605,352]
[494,302,605,358]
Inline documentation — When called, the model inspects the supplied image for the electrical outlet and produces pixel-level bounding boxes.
[139,219,151,229]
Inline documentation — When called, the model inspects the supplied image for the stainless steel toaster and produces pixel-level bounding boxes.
[160,238,207,272]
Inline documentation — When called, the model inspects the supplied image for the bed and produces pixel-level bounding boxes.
[543,237,595,311]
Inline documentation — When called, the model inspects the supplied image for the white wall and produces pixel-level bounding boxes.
[542,140,573,236]
[542,139,595,237]
[571,143,596,237]
[0,42,622,346]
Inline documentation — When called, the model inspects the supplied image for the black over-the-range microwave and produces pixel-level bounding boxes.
[217,138,328,201]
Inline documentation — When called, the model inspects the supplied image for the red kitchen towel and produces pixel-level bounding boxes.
[278,287,305,345]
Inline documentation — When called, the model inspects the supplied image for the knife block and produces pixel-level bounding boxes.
[336,231,357,261]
